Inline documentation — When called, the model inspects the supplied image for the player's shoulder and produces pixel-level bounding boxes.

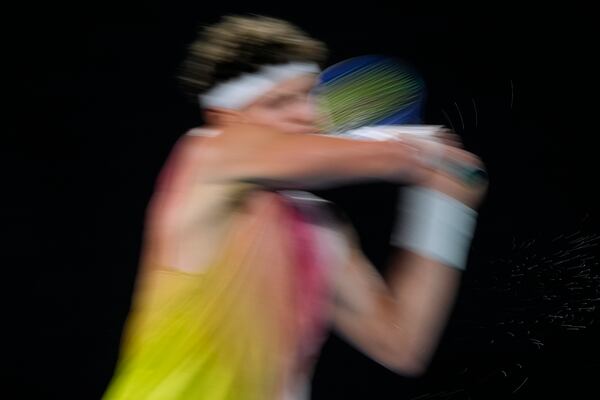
[172,127,227,177]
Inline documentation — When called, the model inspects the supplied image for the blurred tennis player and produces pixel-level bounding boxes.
[102,15,487,400]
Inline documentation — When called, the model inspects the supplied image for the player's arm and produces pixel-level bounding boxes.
[197,125,430,189]
[331,156,487,376]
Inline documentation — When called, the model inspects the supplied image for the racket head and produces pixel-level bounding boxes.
[314,55,426,133]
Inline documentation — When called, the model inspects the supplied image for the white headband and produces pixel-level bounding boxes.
[199,62,321,110]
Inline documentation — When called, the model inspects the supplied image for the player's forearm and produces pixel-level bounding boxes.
[383,249,463,375]
[382,181,482,375]
[206,132,423,189]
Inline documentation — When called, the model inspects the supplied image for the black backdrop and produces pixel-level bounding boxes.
[6,4,599,399]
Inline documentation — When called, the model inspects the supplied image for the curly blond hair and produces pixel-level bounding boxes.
[178,15,327,102]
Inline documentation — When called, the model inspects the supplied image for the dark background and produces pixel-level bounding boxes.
[6,4,599,399]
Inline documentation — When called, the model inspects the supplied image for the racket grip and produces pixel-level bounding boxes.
[432,159,488,187]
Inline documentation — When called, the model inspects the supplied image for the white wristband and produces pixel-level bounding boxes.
[390,186,478,270]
